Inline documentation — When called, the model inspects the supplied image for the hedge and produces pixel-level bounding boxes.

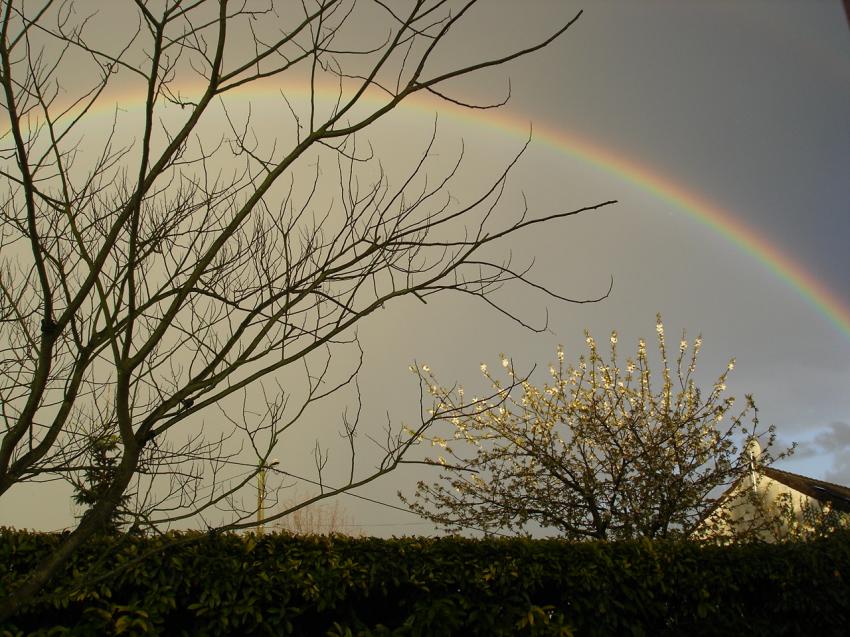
[1,529,848,636]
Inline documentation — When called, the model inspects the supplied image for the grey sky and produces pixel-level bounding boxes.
[356,0,850,533]
[1,1,848,536]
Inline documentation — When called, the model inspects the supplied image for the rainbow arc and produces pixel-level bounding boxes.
[9,79,850,337]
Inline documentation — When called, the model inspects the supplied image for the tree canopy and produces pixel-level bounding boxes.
[404,316,783,539]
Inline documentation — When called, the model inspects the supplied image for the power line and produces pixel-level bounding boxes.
[277,521,435,529]
[61,454,511,538]
[189,456,511,537]
[210,458,428,518]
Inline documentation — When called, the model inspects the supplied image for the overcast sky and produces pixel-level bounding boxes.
[2,1,848,536]
[344,0,850,535]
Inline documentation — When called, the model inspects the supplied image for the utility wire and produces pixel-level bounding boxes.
[61,455,511,538]
[189,456,511,537]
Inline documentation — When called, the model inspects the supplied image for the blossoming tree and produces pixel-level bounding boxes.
[403,316,785,539]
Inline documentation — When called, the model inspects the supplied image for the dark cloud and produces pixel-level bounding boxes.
[813,422,850,450]
[825,458,850,487]
[820,423,850,485]
[780,422,850,486]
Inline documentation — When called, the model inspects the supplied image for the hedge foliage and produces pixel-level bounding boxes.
[1,529,848,636]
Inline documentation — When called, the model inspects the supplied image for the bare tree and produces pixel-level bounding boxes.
[0,0,611,618]
[402,317,786,540]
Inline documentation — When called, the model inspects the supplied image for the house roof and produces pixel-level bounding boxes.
[695,465,850,532]
[760,466,850,513]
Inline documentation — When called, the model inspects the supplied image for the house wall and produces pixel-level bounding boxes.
[696,469,819,542]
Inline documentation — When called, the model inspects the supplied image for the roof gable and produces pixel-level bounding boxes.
[760,467,850,513]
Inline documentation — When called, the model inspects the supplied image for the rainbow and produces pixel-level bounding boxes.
[516,121,850,339]
[9,79,850,337]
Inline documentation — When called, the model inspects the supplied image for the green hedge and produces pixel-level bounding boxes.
[1,529,848,636]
